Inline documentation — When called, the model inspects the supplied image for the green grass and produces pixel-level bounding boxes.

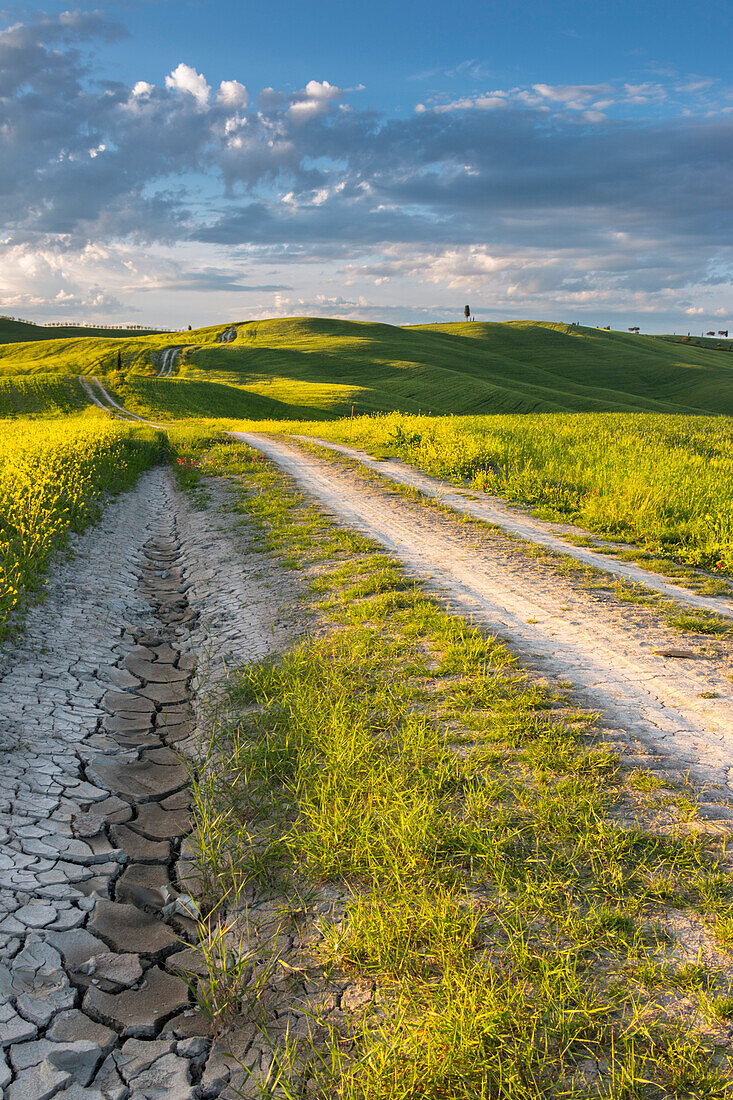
[0,374,86,417]
[0,321,234,378]
[118,376,341,422]
[4,316,733,418]
[250,410,733,575]
[173,431,733,1097]
[175,318,733,419]
[0,317,163,344]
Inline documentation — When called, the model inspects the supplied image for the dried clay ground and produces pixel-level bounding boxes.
[4,424,733,1098]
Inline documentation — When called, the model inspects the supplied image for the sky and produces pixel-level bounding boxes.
[1,0,732,332]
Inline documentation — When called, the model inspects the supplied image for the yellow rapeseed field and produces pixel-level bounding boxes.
[0,411,162,638]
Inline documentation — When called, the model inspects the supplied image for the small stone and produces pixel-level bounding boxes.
[88,900,178,956]
[653,648,698,658]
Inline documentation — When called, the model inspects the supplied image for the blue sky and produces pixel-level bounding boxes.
[1,0,732,331]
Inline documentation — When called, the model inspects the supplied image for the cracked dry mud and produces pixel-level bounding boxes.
[236,432,733,798]
[0,469,293,1100]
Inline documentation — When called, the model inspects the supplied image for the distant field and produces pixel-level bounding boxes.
[3,317,733,418]
[0,318,163,344]
[174,318,733,418]
[238,410,733,575]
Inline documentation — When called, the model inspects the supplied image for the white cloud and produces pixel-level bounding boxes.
[131,81,154,98]
[165,63,210,107]
[288,79,343,120]
[218,79,248,108]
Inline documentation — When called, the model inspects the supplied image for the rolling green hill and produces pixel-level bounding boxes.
[2,317,733,419]
[0,318,163,344]
[169,318,733,418]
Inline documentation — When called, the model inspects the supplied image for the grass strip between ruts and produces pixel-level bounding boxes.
[173,429,733,1099]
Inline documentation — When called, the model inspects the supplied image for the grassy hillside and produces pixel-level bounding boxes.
[0,322,234,377]
[171,318,733,418]
[0,318,164,344]
[0,375,86,417]
[2,317,733,418]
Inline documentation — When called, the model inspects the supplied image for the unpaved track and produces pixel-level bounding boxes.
[236,432,733,796]
[158,348,189,378]
[296,436,733,621]
[0,468,293,1098]
[78,376,165,428]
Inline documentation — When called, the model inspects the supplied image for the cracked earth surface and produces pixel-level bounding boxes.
[0,468,292,1100]
[236,432,733,799]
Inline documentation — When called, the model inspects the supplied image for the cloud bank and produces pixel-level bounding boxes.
[1,9,731,327]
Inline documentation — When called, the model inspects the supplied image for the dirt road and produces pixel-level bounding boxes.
[236,431,733,797]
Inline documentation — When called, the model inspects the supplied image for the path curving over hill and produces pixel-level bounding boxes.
[236,431,733,796]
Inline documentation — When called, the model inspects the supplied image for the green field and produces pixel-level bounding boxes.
[0,375,86,417]
[2,317,733,419]
[0,318,163,344]
[164,319,733,419]
[1,314,730,573]
[235,410,733,576]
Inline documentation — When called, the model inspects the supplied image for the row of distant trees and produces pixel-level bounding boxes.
[0,314,168,331]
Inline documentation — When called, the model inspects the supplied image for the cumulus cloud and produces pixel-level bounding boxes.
[131,80,154,98]
[2,9,733,328]
[218,79,249,108]
[165,63,210,107]
[288,79,343,120]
